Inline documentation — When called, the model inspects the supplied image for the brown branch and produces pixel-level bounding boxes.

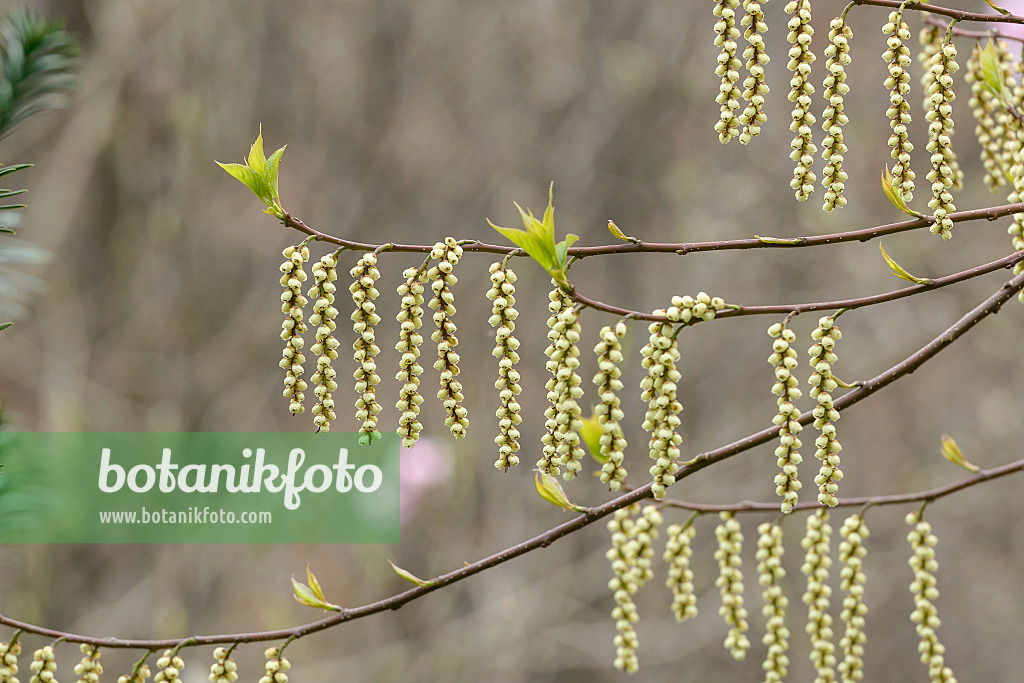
[851,0,1024,24]
[282,201,1024,258]
[568,249,1024,321]
[658,458,1024,512]
[4,270,1022,651]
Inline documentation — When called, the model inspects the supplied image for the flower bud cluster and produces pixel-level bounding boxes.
[153,650,181,683]
[395,266,427,447]
[965,41,1012,193]
[768,321,803,513]
[428,238,468,438]
[303,253,339,432]
[714,0,742,143]
[906,513,957,682]
[116,671,149,683]
[539,284,584,478]
[349,253,381,441]
[715,512,750,660]
[209,647,238,683]
[738,0,769,144]
[921,28,963,194]
[801,508,836,682]
[632,505,663,589]
[1,639,21,683]
[593,323,628,489]
[883,11,916,202]
[73,644,102,683]
[757,522,790,683]
[279,244,310,414]
[786,0,817,201]
[821,17,852,212]
[606,508,641,673]
[924,38,959,240]
[664,521,698,623]
[117,663,150,683]
[29,646,56,683]
[838,514,869,683]
[665,292,726,324]
[259,648,290,683]
[640,316,682,500]
[487,263,522,470]
[809,316,843,507]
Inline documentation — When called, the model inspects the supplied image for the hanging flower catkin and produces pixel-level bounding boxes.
[428,238,468,438]
[306,253,340,432]
[664,520,698,622]
[74,644,103,683]
[838,513,869,683]
[883,10,916,202]
[822,16,852,212]
[640,313,682,500]
[487,262,522,470]
[349,253,382,442]
[260,648,290,683]
[29,646,57,683]
[0,639,21,682]
[809,315,843,507]
[539,283,584,479]
[607,507,641,673]
[279,244,309,415]
[786,0,817,201]
[768,321,803,513]
[396,266,427,447]
[802,508,837,683]
[738,0,769,144]
[209,647,238,683]
[593,322,628,489]
[117,663,151,683]
[757,522,790,683]
[924,32,960,240]
[153,650,182,683]
[715,511,751,661]
[906,512,957,682]
[921,27,964,193]
[714,0,742,143]
[632,505,663,589]
[965,41,1011,193]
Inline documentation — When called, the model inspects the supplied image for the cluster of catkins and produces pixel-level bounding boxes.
[598,508,956,679]
[709,0,999,234]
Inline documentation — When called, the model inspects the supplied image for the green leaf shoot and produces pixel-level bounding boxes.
[534,471,581,511]
[940,434,980,473]
[879,244,933,285]
[488,183,578,289]
[216,126,287,219]
[388,559,437,587]
[880,167,920,217]
[291,570,342,612]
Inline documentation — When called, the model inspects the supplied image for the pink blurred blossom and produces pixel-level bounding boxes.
[399,437,454,524]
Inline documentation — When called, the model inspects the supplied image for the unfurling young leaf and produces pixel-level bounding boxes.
[983,0,1011,16]
[580,411,607,463]
[607,220,640,243]
[291,570,342,612]
[488,183,579,289]
[879,244,933,285]
[388,559,437,587]
[880,167,920,217]
[940,434,980,473]
[980,41,1008,100]
[216,126,287,219]
[534,470,581,511]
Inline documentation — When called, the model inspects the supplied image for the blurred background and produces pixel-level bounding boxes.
[1,0,1022,680]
